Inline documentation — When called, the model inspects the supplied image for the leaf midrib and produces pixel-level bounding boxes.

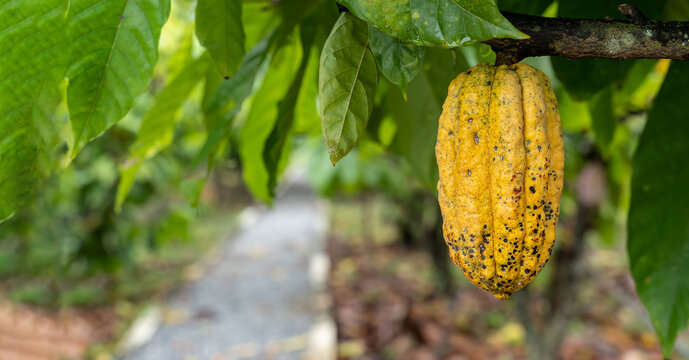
[73,0,131,150]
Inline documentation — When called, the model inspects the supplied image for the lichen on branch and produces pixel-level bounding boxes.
[488,5,689,65]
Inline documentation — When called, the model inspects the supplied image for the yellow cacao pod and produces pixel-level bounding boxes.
[435,63,564,300]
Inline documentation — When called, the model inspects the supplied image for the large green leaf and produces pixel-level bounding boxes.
[319,13,378,164]
[0,0,68,221]
[240,38,302,203]
[66,0,171,154]
[628,61,689,358]
[339,0,526,47]
[115,54,212,211]
[195,0,245,78]
[389,47,468,187]
[368,25,424,99]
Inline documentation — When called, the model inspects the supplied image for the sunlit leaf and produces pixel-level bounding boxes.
[263,27,316,193]
[0,0,69,222]
[240,36,303,202]
[195,0,245,78]
[67,0,171,154]
[319,13,378,164]
[194,30,276,167]
[339,0,526,47]
[628,60,689,358]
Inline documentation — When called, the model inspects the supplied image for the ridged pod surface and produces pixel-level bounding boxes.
[435,62,564,300]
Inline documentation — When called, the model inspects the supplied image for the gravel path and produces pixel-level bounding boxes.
[122,180,333,360]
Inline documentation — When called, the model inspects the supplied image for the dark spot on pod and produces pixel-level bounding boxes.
[467,70,472,74]
[532,177,536,181]
[493,146,498,151]
[483,224,488,229]
[498,248,502,253]
[474,132,479,144]
[486,81,492,85]
[482,264,487,269]
[529,186,536,193]
[448,130,454,135]
[468,118,473,123]
[467,170,472,176]
[533,205,538,210]
[524,268,531,274]
[532,229,538,234]
[537,145,542,151]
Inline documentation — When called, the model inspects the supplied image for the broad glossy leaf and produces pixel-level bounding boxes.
[67,0,171,154]
[339,0,526,47]
[115,54,212,211]
[390,47,468,187]
[628,60,689,358]
[0,0,68,221]
[368,25,424,99]
[195,0,245,78]
[319,13,378,164]
[240,38,303,203]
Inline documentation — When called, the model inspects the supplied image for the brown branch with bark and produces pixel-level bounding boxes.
[488,4,689,65]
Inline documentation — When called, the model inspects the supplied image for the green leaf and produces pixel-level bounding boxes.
[240,36,303,203]
[115,54,212,211]
[339,0,527,47]
[66,0,171,155]
[0,0,69,222]
[195,0,245,78]
[589,87,615,153]
[497,0,553,15]
[368,25,424,99]
[263,28,316,193]
[389,47,468,187]
[628,60,689,358]
[319,13,378,164]
[194,30,276,167]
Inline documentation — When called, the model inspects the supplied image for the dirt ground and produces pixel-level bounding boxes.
[328,233,671,360]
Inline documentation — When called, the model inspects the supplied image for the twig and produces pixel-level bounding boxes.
[487,6,689,64]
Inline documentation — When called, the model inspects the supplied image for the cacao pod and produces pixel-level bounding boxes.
[435,63,564,300]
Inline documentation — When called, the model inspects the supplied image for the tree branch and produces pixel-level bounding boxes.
[487,6,689,65]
